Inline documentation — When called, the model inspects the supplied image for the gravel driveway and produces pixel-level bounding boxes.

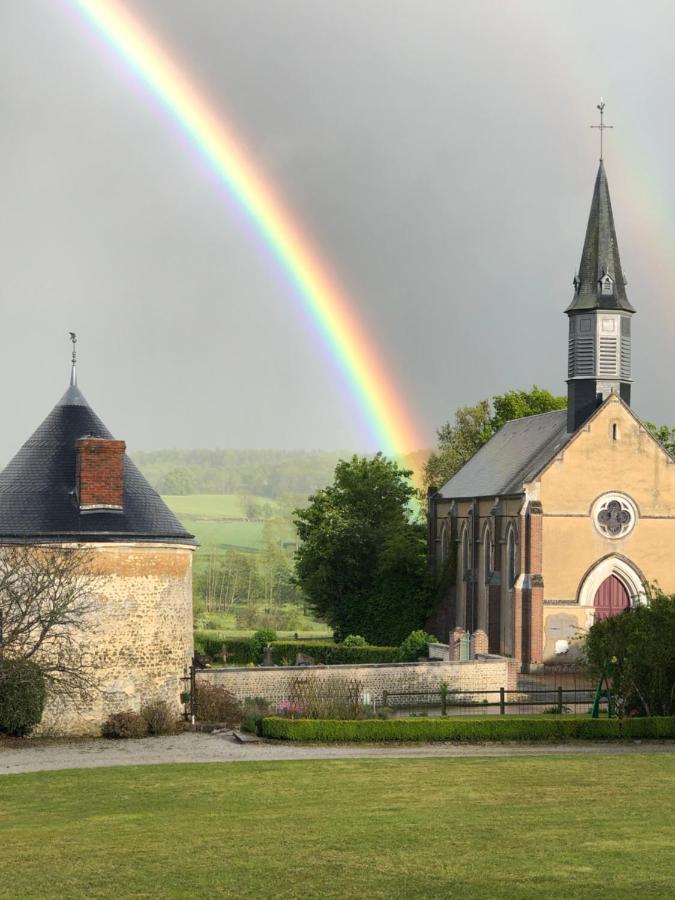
[1,732,673,775]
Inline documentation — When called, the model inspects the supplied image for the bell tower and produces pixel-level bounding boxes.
[566,109,635,433]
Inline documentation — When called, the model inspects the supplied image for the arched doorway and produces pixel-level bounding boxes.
[593,574,630,622]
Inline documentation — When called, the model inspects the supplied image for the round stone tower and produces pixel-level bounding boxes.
[0,378,196,735]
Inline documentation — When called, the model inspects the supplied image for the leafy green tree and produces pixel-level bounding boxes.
[489,386,567,433]
[424,386,566,492]
[294,454,432,644]
[160,466,195,496]
[584,591,675,717]
[423,401,491,495]
[645,423,675,457]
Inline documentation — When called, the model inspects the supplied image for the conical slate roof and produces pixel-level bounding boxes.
[566,161,635,313]
[0,383,195,544]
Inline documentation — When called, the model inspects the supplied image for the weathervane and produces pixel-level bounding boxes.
[69,332,77,386]
[590,99,613,161]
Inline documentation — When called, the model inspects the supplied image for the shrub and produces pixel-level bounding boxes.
[193,632,260,666]
[140,700,182,736]
[222,638,258,666]
[194,629,226,662]
[194,682,242,726]
[342,634,367,647]
[584,591,675,716]
[260,715,675,742]
[283,672,368,720]
[269,642,399,666]
[251,629,277,658]
[0,660,46,737]
[398,630,438,662]
[240,696,273,734]
[102,711,149,739]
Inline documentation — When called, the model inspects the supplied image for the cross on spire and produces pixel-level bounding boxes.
[590,99,613,161]
[69,332,77,386]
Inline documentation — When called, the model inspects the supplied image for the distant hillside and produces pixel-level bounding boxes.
[132,448,346,498]
[132,447,431,498]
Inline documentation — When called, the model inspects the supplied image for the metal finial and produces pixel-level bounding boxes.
[69,332,77,386]
[590,98,613,161]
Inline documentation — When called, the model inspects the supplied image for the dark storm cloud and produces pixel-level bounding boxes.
[2,0,675,459]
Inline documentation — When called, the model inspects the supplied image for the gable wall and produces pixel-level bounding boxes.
[535,396,675,663]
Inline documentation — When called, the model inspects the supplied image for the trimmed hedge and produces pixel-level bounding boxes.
[260,715,675,743]
[269,642,400,666]
[193,633,401,667]
[193,631,258,665]
[0,660,46,737]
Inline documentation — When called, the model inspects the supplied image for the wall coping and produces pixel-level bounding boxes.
[200,657,512,675]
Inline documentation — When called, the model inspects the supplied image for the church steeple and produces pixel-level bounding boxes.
[566,160,635,432]
[566,162,634,315]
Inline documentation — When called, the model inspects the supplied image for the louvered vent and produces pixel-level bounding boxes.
[568,336,575,377]
[599,337,618,377]
[574,336,595,376]
[620,337,631,378]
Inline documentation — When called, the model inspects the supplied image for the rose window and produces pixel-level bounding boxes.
[594,494,637,539]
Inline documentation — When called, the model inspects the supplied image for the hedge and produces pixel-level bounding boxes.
[0,659,46,737]
[193,632,260,665]
[269,642,400,666]
[260,715,675,742]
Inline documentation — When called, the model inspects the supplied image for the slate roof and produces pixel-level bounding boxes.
[0,383,195,544]
[566,161,634,314]
[437,409,570,500]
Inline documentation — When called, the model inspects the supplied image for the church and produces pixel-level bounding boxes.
[428,157,675,672]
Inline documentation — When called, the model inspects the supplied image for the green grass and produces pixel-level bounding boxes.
[163,494,278,519]
[1,756,673,898]
[180,518,266,554]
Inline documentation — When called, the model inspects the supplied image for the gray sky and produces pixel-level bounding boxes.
[3,0,675,459]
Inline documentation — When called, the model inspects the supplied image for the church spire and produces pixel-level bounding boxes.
[566,161,634,314]
[566,151,635,433]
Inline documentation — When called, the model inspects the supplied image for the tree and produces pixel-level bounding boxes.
[424,386,566,492]
[489,386,567,433]
[160,466,195,495]
[0,546,97,701]
[645,422,675,457]
[294,454,432,644]
[583,591,675,717]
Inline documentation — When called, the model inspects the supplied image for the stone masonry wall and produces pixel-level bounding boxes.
[39,542,194,736]
[197,657,517,708]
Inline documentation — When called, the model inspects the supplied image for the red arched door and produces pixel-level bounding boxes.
[593,575,630,622]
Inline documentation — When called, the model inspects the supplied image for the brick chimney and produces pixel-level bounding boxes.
[77,437,126,512]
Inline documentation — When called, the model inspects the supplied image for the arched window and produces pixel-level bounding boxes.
[483,524,493,583]
[440,523,449,564]
[460,524,470,577]
[506,525,518,589]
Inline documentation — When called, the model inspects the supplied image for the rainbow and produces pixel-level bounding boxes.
[66,0,424,457]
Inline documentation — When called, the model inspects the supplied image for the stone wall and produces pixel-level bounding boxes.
[39,542,194,736]
[197,657,517,708]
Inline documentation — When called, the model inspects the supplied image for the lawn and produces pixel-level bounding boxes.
[163,494,278,519]
[1,755,673,898]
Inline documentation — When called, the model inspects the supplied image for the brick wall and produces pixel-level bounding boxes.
[77,437,126,510]
[198,657,517,707]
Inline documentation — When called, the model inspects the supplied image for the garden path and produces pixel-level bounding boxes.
[1,732,672,775]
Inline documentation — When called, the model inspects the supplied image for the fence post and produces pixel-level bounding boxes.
[382,690,388,709]
[499,687,505,715]
[557,686,563,715]
[190,664,196,723]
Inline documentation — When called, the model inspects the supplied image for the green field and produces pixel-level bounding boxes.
[163,494,275,556]
[1,755,673,898]
[163,494,279,519]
